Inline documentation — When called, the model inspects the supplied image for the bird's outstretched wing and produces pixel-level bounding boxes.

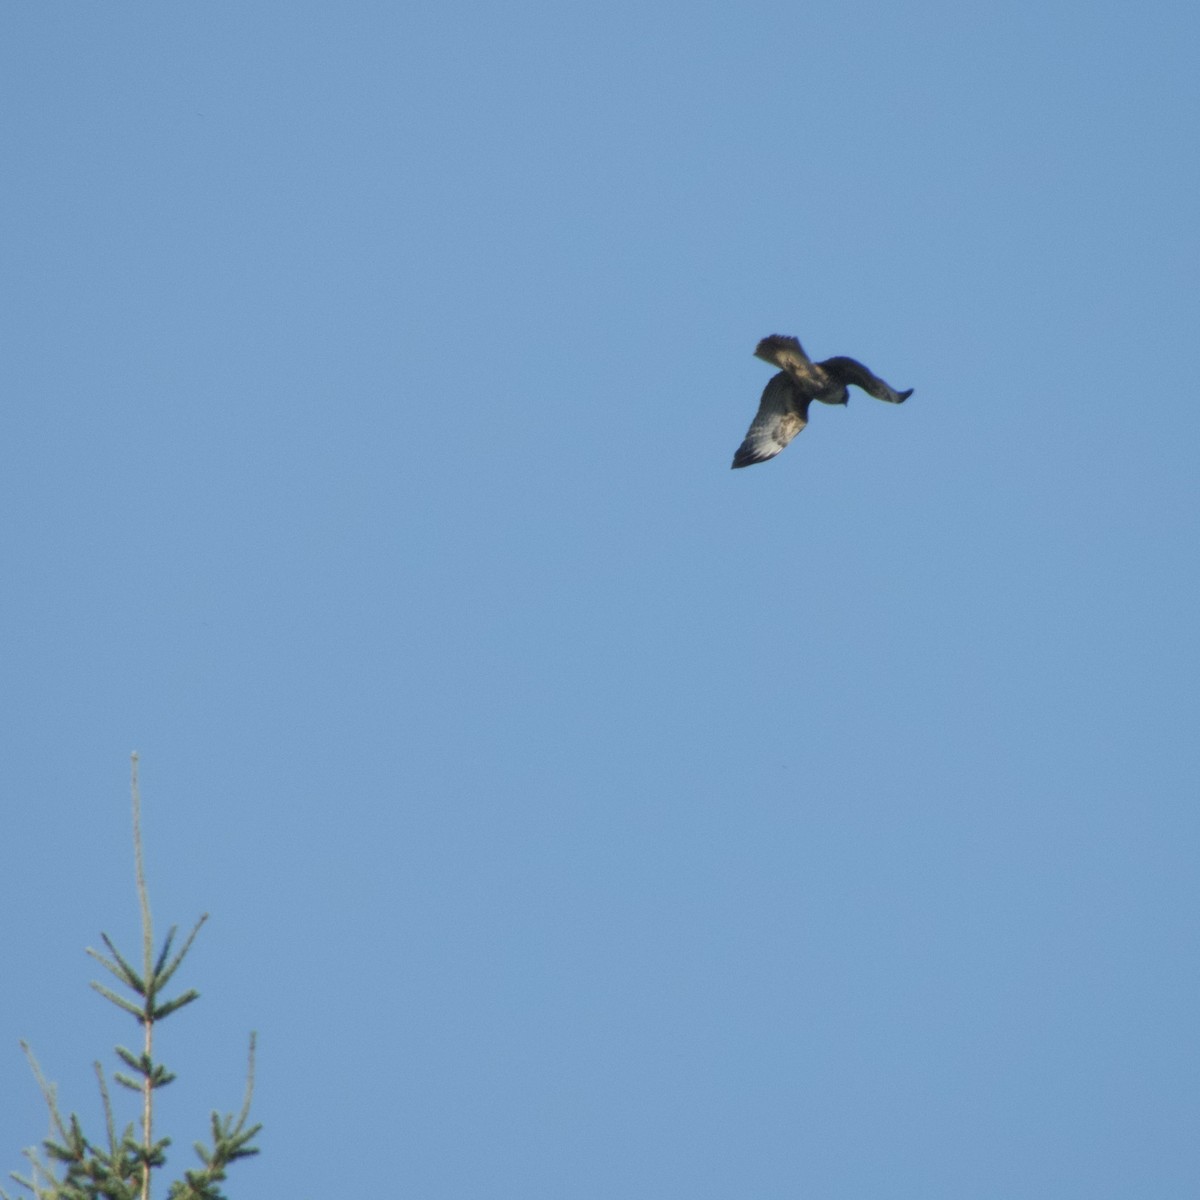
[731,373,811,469]
[754,334,823,392]
[819,356,913,404]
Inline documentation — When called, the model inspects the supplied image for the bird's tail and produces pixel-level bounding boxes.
[754,334,810,371]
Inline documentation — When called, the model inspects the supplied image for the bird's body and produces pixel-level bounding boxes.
[731,334,912,469]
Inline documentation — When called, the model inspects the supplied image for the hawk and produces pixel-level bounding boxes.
[731,334,912,469]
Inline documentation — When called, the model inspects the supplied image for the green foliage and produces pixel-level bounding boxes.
[4,756,261,1200]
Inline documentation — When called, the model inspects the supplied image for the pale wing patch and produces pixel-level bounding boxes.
[731,374,809,469]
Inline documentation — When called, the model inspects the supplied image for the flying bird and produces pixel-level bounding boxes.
[731,334,912,469]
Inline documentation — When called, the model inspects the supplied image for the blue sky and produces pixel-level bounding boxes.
[3,2,1199,1196]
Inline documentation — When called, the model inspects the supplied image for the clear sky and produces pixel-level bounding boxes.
[3,2,1199,1197]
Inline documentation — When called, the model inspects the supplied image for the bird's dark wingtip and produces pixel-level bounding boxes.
[897,388,914,402]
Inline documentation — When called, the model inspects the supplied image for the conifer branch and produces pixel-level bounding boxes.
[5,754,262,1200]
